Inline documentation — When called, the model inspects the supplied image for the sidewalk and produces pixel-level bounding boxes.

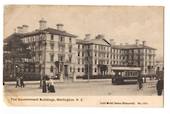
[4,78,157,85]
[4,79,112,85]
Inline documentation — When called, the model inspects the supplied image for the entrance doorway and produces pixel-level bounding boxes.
[64,65,68,80]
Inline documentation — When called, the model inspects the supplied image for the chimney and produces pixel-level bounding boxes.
[96,34,104,39]
[56,24,64,31]
[110,39,115,45]
[39,18,47,30]
[17,26,23,33]
[142,41,146,46]
[84,34,91,41]
[22,25,29,33]
[135,39,139,46]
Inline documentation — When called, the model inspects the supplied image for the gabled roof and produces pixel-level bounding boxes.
[90,38,110,46]
[76,37,111,46]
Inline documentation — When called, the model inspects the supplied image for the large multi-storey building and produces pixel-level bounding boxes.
[75,34,156,79]
[4,19,156,81]
[4,19,77,81]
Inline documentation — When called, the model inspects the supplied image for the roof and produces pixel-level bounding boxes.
[90,38,110,46]
[43,28,77,38]
[4,27,77,40]
[76,37,111,46]
[111,44,156,50]
[76,39,89,44]
[76,37,155,50]
[111,66,141,71]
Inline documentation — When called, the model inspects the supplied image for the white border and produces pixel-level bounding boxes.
[0,0,170,114]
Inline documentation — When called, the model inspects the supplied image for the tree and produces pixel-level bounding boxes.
[3,34,31,79]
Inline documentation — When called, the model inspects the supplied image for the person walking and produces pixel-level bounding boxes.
[47,78,55,93]
[42,76,47,93]
[137,75,143,90]
[20,76,25,88]
[15,65,23,88]
[15,76,20,88]
[156,78,164,96]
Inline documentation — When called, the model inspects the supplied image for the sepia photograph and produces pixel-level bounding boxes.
[3,5,164,107]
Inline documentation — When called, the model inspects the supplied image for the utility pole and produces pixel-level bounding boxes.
[88,62,89,82]
[40,35,46,88]
[87,47,90,82]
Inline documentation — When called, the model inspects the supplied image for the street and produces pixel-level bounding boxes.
[4,79,160,96]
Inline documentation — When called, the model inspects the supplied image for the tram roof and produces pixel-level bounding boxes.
[111,67,141,71]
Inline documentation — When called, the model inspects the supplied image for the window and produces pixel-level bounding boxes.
[82,59,84,64]
[69,56,72,62]
[88,51,91,56]
[95,68,97,72]
[51,34,54,40]
[69,46,72,53]
[70,67,72,72]
[59,45,65,52]
[95,60,97,64]
[69,37,72,43]
[78,68,80,72]
[32,65,35,72]
[50,43,54,50]
[78,44,80,49]
[78,52,80,56]
[82,68,84,72]
[82,52,84,57]
[78,59,80,64]
[50,66,53,72]
[58,55,64,62]
[50,54,54,62]
[59,36,64,42]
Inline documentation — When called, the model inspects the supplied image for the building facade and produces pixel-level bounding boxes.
[75,35,156,80]
[4,19,156,81]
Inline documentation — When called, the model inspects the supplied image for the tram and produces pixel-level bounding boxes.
[111,67,141,85]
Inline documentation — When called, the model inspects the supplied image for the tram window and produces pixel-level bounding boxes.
[112,71,115,75]
[122,72,125,76]
[118,72,121,75]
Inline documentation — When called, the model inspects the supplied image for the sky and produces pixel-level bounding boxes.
[4,5,164,60]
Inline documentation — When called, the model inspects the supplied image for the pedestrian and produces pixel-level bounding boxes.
[156,78,164,96]
[47,78,55,93]
[15,65,22,88]
[15,76,20,88]
[42,76,47,93]
[20,76,25,88]
[137,75,143,90]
